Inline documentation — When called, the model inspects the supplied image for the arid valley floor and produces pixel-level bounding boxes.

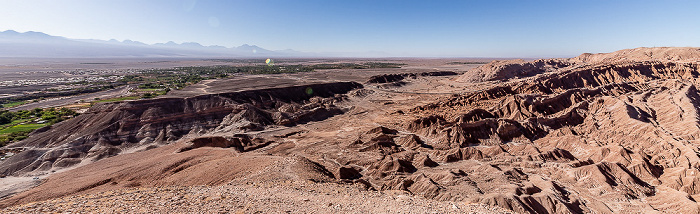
[3,47,700,213]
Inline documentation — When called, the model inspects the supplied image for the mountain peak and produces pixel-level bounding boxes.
[0,30,298,58]
[122,39,146,45]
[181,42,204,48]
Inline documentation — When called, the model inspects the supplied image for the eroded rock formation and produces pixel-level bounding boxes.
[5,48,700,214]
[0,82,362,177]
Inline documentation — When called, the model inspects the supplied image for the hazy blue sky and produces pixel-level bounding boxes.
[1,0,699,57]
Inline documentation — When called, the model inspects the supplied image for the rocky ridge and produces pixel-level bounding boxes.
[457,47,700,83]
[0,82,362,177]
[4,47,700,213]
[386,47,700,213]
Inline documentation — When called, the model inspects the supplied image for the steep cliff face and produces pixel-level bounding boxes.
[367,71,458,84]
[0,82,362,177]
[366,71,458,89]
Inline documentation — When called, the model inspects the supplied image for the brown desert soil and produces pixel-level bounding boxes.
[2,183,513,214]
[4,48,700,213]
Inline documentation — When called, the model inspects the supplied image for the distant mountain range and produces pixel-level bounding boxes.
[0,30,306,58]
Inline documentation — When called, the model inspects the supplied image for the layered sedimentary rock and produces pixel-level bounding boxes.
[5,48,700,214]
[366,71,458,88]
[457,47,700,83]
[456,59,571,83]
[380,47,700,213]
[0,82,362,177]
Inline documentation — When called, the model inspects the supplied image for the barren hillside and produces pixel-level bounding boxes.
[3,47,700,213]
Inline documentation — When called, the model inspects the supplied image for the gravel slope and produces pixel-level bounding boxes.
[2,182,514,214]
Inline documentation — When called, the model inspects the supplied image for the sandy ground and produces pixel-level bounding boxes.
[2,182,514,214]
[0,177,41,201]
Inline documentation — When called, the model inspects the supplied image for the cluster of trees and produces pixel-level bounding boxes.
[141,92,156,99]
[123,65,316,91]
[0,108,78,146]
[118,75,144,83]
[38,108,78,124]
[0,130,32,146]
[446,61,489,65]
[360,62,405,68]
[118,62,405,92]
[310,62,405,69]
[0,108,77,126]
[173,65,314,76]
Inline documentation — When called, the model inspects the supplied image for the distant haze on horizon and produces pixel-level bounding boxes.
[1,0,700,58]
